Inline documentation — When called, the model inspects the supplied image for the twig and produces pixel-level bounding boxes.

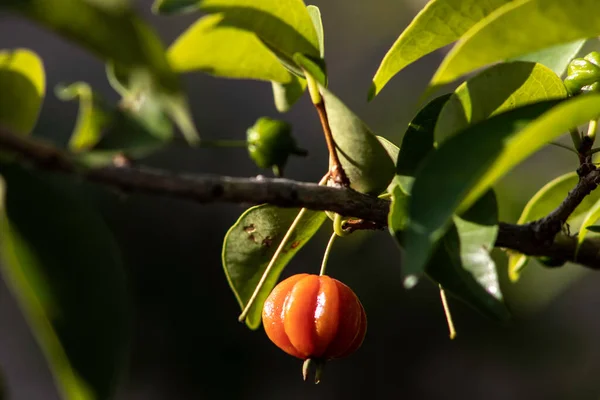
[1,126,600,269]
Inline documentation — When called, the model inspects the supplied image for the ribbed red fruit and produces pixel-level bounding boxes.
[262,274,367,361]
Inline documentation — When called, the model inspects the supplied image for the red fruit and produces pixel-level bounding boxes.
[262,274,367,369]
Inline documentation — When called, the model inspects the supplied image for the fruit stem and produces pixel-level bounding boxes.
[439,285,456,340]
[320,232,337,276]
[587,119,598,143]
[333,213,349,237]
[238,173,330,323]
[302,358,324,384]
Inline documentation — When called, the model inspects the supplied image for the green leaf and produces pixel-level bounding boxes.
[306,5,324,58]
[435,62,567,142]
[388,180,410,240]
[512,39,587,77]
[271,76,307,113]
[586,225,600,233]
[507,172,585,281]
[56,82,112,151]
[2,0,199,144]
[293,53,327,86]
[0,48,45,135]
[320,87,396,195]
[199,0,320,60]
[222,206,327,329]
[428,190,509,321]
[0,165,129,400]
[369,0,512,100]
[152,0,198,14]
[397,93,452,178]
[577,197,600,256]
[404,94,600,287]
[168,14,293,83]
[430,0,600,88]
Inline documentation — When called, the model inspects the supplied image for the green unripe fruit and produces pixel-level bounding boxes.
[564,52,600,95]
[246,117,307,176]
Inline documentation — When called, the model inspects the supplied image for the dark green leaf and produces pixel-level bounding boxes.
[321,87,396,195]
[222,206,326,329]
[404,94,600,287]
[0,165,129,400]
[396,93,452,177]
[0,48,45,135]
[431,0,600,87]
[152,0,198,14]
[435,62,567,142]
[512,40,587,77]
[585,225,600,233]
[369,0,512,99]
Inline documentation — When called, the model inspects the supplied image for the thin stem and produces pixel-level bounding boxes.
[319,232,337,276]
[238,174,330,323]
[439,285,456,340]
[587,119,598,143]
[333,213,349,237]
[549,142,579,155]
[570,128,583,151]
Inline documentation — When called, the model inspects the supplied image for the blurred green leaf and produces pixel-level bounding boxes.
[507,172,591,281]
[222,205,326,329]
[2,0,199,144]
[0,48,45,135]
[271,76,307,112]
[397,94,452,178]
[577,197,600,256]
[306,5,324,58]
[199,0,320,60]
[321,87,395,195]
[0,165,129,400]
[512,40,587,77]
[369,0,511,99]
[430,0,600,87]
[586,225,600,233]
[168,14,293,83]
[56,82,112,151]
[435,62,567,142]
[404,94,600,287]
[152,0,198,14]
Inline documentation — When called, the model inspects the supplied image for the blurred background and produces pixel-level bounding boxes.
[2,0,600,399]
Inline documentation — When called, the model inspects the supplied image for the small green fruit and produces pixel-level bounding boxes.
[564,52,600,95]
[246,117,307,176]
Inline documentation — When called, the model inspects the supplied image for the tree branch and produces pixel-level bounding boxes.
[1,127,600,269]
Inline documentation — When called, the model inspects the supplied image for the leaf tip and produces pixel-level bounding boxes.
[367,81,378,102]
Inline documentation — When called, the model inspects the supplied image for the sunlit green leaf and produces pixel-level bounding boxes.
[307,5,324,58]
[507,172,592,281]
[0,165,129,400]
[152,0,198,14]
[168,14,293,83]
[199,0,320,60]
[577,197,600,257]
[56,82,112,151]
[0,48,45,135]
[435,62,567,142]
[369,0,512,99]
[294,52,327,86]
[271,76,307,113]
[388,180,410,240]
[222,205,327,329]
[430,0,600,87]
[404,94,600,287]
[512,39,587,77]
[320,87,396,195]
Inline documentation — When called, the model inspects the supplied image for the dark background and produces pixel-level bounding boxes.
[2,1,600,399]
